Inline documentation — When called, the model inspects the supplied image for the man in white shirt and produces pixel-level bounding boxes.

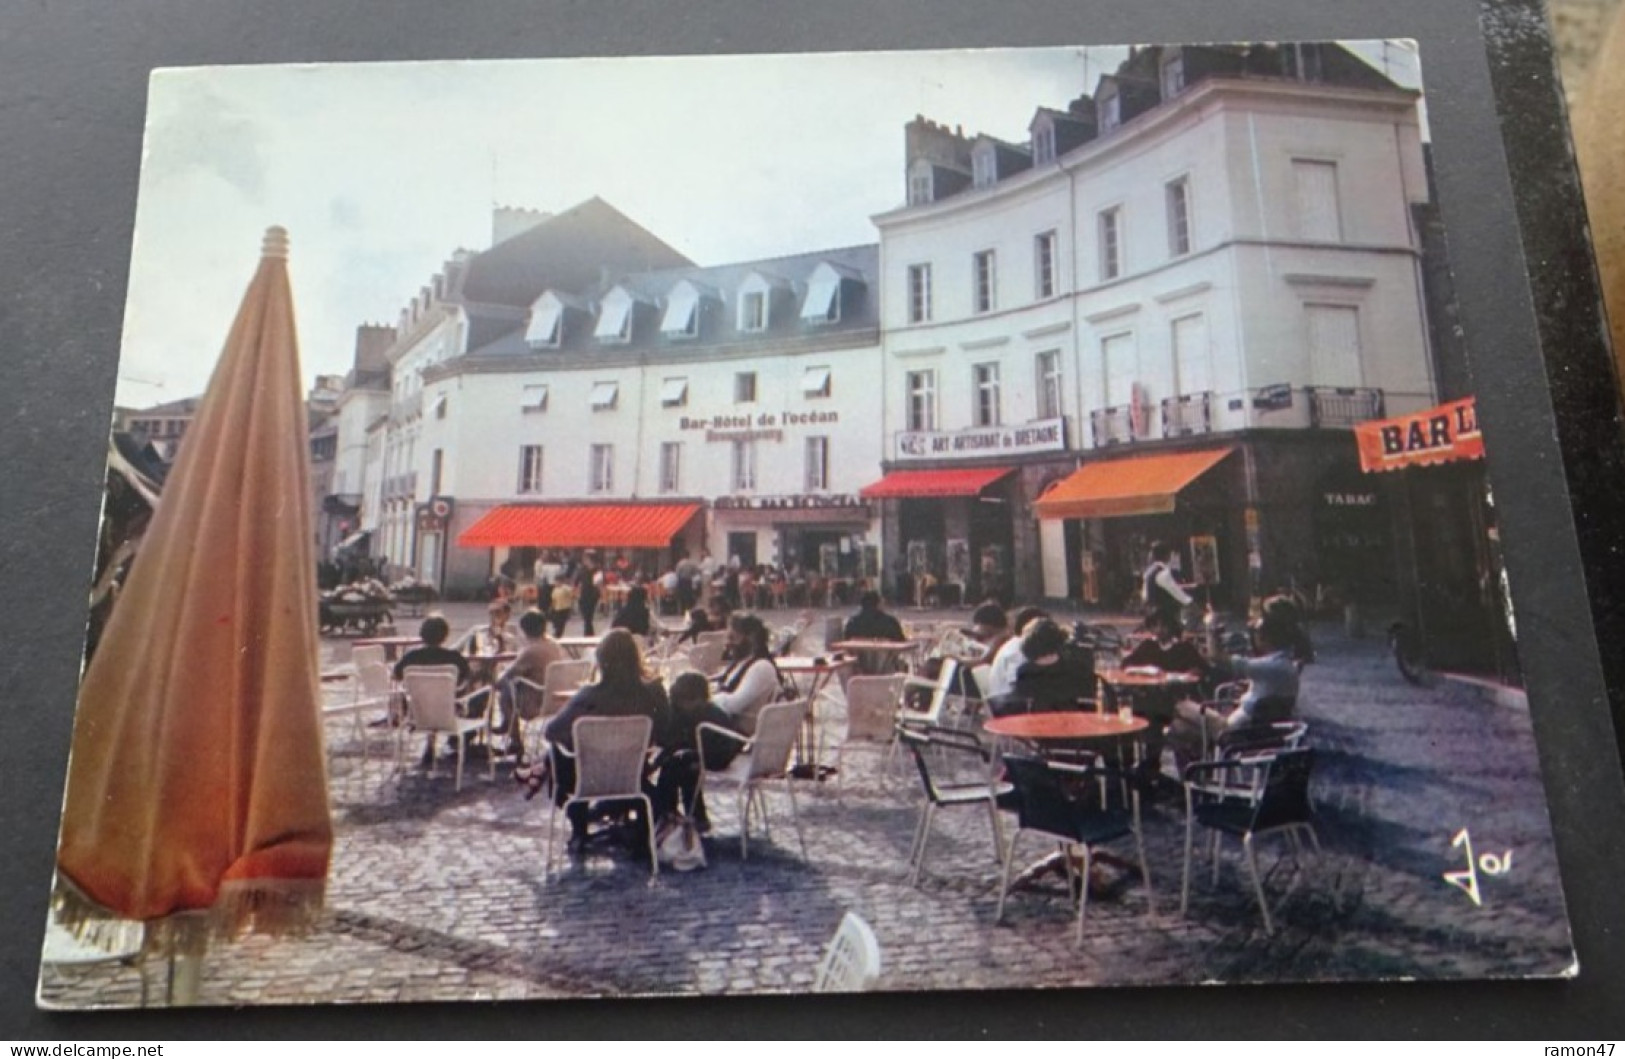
[987,606,1049,699]
[1142,541,1194,636]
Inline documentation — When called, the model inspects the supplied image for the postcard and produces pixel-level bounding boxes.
[38,40,1577,1009]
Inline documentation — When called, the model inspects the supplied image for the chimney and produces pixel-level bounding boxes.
[492,205,553,246]
[354,323,395,373]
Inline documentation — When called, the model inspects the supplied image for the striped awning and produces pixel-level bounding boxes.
[457,503,701,549]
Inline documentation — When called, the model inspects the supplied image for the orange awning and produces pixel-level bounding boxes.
[859,466,1015,499]
[1356,397,1485,473]
[457,503,701,549]
[1034,447,1235,520]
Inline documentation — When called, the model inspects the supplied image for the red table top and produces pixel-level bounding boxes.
[778,655,856,674]
[984,711,1149,741]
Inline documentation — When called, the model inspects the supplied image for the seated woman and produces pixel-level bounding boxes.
[711,613,783,736]
[1002,618,1096,714]
[649,672,746,833]
[540,629,671,851]
[1168,602,1303,773]
[611,584,655,638]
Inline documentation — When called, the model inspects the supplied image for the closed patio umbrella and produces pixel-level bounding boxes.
[54,227,332,964]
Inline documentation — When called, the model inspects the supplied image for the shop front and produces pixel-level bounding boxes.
[1355,397,1515,680]
[1035,447,1242,613]
[864,417,1070,606]
[710,493,876,605]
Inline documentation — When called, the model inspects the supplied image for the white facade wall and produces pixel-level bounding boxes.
[876,77,1433,454]
[334,388,387,506]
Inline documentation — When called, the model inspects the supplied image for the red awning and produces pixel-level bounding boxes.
[859,466,1015,500]
[1034,448,1234,520]
[1355,397,1485,473]
[457,503,701,549]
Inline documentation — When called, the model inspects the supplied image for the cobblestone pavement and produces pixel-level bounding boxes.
[37,604,1572,1008]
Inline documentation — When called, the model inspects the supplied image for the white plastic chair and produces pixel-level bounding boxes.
[813,911,882,993]
[396,668,493,790]
[513,657,594,763]
[351,643,387,673]
[686,639,727,675]
[833,675,905,799]
[322,660,395,774]
[695,699,809,861]
[899,657,967,732]
[545,715,657,880]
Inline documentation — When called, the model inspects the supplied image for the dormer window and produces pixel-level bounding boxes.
[801,367,832,398]
[590,381,620,411]
[1098,86,1121,132]
[521,384,549,413]
[1032,120,1056,165]
[801,261,858,324]
[1161,51,1185,99]
[908,159,934,206]
[525,292,564,348]
[660,281,703,339]
[972,145,997,189]
[737,273,775,332]
[594,287,635,343]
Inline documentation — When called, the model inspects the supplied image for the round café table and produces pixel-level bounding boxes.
[983,710,1151,893]
[778,654,856,779]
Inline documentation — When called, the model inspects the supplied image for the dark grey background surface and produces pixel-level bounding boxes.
[3,0,1624,1038]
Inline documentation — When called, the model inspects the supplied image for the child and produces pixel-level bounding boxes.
[651,672,742,830]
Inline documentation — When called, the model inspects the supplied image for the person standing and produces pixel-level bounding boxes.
[1142,540,1194,637]
[548,577,577,639]
[576,556,601,637]
[698,549,718,605]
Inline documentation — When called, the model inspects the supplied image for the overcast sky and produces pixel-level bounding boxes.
[115,42,1419,408]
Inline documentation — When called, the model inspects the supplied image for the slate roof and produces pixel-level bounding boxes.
[458,197,694,308]
[461,243,880,363]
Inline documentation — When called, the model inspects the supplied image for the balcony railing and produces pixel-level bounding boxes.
[1307,386,1385,428]
[1161,392,1213,437]
[1090,402,1151,447]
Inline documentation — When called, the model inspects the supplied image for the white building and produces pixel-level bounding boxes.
[439,245,884,597]
[868,42,1435,608]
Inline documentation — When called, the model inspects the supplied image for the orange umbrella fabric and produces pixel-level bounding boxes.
[56,227,332,940]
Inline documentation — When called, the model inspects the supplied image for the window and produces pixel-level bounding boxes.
[973,250,997,313]
[1307,304,1363,388]
[734,372,757,403]
[660,442,682,494]
[1293,160,1341,242]
[1161,52,1185,98]
[801,366,832,398]
[906,369,937,432]
[590,381,619,411]
[589,444,614,494]
[1098,89,1121,132]
[431,449,443,496]
[731,438,757,492]
[1036,350,1063,419]
[526,294,563,347]
[1035,230,1057,299]
[521,383,548,412]
[660,377,688,408]
[973,362,1002,427]
[1102,332,1138,407]
[972,147,996,188]
[1166,178,1191,257]
[907,263,932,323]
[518,445,544,494]
[739,290,767,332]
[908,163,933,206]
[801,265,843,323]
[432,393,447,420]
[1033,121,1055,165]
[1099,207,1122,281]
[1172,314,1211,395]
[594,289,634,342]
[805,436,830,491]
[660,284,701,338]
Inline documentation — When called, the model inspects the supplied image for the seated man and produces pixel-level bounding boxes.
[987,606,1047,700]
[393,615,474,765]
[457,598,518,656]
[998,618,1096,715]
[491,608,564,760]
[1168,604,1303,773]
[842,590,908,675]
